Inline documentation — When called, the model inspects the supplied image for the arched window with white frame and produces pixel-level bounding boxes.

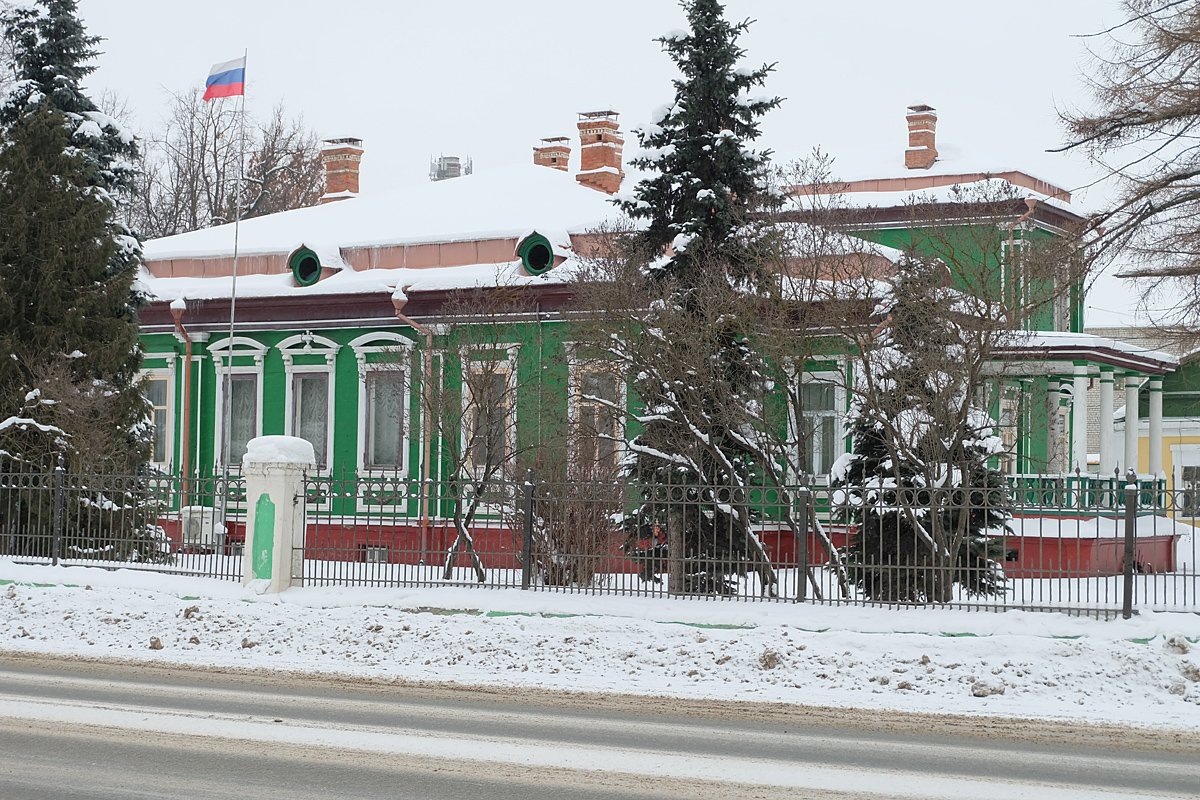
[138,365,175,469]
[461,345,519,483]
[349,332,416,475]
[787,364,846,482]
[209,336,268,468]
[567,347,626,479]
[278,332,341,471]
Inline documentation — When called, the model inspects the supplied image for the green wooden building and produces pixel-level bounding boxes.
[136,108,1176,532]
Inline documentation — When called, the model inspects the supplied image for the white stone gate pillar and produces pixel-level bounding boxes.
[241,436,315,594]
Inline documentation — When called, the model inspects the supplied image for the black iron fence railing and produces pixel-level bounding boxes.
[3,460,1196,617]
[295,471,1198,617]
[0,460,245,581]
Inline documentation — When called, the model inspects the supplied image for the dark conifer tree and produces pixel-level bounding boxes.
[830,259,1009,603]
[617,0,782,593]
[0,0,146,468]
[0,2,164,562]
[618,0,780,285]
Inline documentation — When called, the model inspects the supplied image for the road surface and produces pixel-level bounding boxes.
[0,655,1195,799]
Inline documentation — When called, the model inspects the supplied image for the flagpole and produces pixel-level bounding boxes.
[221,49,248,490]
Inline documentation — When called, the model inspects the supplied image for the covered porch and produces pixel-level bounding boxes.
[990,331,1177,491]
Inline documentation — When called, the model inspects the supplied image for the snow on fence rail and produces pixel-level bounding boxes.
[1,465,1196,616]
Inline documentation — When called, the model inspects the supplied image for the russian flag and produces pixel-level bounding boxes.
[203,56,246,101]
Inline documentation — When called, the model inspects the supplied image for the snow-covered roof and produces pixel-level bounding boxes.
[139,259,585,304]
[828,140,1073,197]
[142,163,625,262]
[794,178,1077,217]
[786,106,1091,217]
[1012,331,1178,366]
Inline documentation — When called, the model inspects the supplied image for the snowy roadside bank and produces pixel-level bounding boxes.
[2,560,1198,732]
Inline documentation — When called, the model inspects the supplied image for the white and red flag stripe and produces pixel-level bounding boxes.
[203,56,246,101]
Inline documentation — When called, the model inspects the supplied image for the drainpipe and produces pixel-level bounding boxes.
[392,287,434,564]
[170,298,193,509]
[1004,197,1039,326]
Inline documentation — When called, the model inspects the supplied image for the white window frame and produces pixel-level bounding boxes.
[349,332,415,477]
[787,364,846,483]
[210,336,268,470]
[279,332,340,472]
[567,351,627,476]
[138,366,175,470]
[461,345,519,483]
[362,369,410,472]
[997,386,1020,476]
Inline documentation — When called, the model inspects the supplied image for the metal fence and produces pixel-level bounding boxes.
[297,471,1199,618]
[0,459,245,581]
[3,460,1197,618]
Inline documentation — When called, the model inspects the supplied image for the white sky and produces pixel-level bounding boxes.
[76,0,1142,325]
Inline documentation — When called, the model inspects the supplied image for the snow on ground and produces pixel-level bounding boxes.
[1,559,1198,732]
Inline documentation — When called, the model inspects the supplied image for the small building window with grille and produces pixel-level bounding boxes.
[365,370,406,469]
[797,376,841,477]
[292,372,330,468]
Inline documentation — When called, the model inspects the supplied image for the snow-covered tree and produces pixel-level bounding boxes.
[0,1,163,562]
[618,0,781,284]
[606,0,783,595]
[830,257,1010,603]
[0,0,145,461]
[0,20,13,95]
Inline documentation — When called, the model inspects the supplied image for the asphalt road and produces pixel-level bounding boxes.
[0,656,1196,800]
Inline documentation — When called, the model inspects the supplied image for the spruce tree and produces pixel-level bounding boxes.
[830,259,1009,603]
[618,0,780,285]
[616,0,782,594]
[0,0,145,465]
[0,2,163,562]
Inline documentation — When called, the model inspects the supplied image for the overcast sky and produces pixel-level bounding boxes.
[76,0,1140,324]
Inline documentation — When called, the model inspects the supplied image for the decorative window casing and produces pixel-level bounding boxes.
[997,388,1020,475]
[349,332,416,476]
[139,368,174,468]
[279,332,340,470]
[365,370,407,469]
[462,346,518,482]
[210,336,267,468]
[568,358,626,478]
[787,366,846,481]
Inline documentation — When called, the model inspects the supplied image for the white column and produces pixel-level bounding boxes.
[1124,375,1141,476]
[1099,370,1115,476]
[1072,365,1088,473]
[1149,377,1164,477]
[241,436,315,594]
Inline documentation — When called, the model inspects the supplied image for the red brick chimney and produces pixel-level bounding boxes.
[575,110,624,194]
[904,104,938,170]
[533,136,571,171]
[320,137,363,203]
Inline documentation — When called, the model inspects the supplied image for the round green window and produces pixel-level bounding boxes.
[518,233,554,276]
[290,247,321,286]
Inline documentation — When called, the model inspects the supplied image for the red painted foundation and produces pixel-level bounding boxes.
[152,515,1179,578]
